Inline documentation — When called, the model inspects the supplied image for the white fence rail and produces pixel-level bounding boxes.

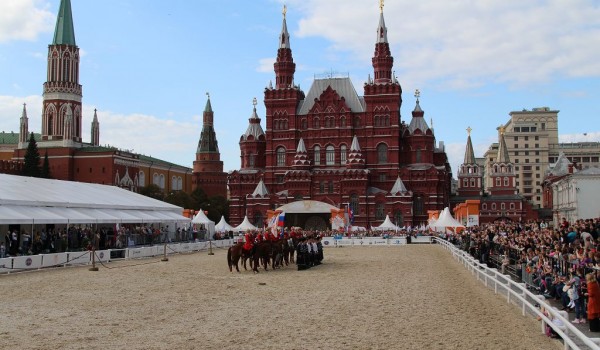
[434,237,600,350]
[0,239,235,274]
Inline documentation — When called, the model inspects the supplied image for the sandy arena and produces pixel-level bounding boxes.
[0,245,561,350]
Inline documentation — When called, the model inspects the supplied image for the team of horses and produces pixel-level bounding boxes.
[227,238,297,273]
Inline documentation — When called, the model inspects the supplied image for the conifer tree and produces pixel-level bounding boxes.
[22,132,41,177]
[41,151,51,179]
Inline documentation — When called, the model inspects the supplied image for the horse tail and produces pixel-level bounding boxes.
[227,247,233,272]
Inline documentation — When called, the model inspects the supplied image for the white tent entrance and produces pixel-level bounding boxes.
[274,200,339,230]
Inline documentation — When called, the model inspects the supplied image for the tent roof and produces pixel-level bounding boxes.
[0,174,189,224]
[215,215,234,232]
[372,215,400,231]
[192,210,215,224]
[431,208,464,228]
[233,216,258,231]
[275,200,338,214]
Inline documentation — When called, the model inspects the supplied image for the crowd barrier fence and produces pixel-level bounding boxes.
[321,235,433,247]
[0,239,235,274]
[434,237,600,350]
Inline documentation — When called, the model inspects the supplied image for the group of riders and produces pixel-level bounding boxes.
[227,229,324,272]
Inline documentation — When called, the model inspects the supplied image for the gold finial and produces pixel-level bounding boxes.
[252,97,257,107]
[379,0,384,13]
[466,126,472,135]
[414,89,420,101]
[499,126,505,135]
[283,4,287,18]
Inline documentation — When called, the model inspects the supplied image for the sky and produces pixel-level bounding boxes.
[1,0,599,177]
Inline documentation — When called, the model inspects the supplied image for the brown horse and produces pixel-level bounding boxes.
[227,243,256,273]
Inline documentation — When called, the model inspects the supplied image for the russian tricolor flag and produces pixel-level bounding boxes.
[277,211,286,237]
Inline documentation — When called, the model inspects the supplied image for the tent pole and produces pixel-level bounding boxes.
[89,228,98,271]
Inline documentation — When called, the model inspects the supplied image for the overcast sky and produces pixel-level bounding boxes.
[1,0,599,176]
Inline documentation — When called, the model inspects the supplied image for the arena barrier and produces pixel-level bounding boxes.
[0,239,235,274]
[321,236,434,247]
[434,237,600,350]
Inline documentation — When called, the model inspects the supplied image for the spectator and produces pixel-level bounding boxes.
[586,272,600,332]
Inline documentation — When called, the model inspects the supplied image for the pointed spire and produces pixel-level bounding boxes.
[408,89,430,134]
[347,135,365,168]
[296,137,307,153]
[19,103,29,144]
[279,5,290,49]
[463,127,476,165]
[53,0,76,46]
[293,138,311,168]
[496,126,511,163]
[390,176,408,195]
[376,0,388,43]
[242,97,265,140]
[91,108,100,146]
[204,92,213,113]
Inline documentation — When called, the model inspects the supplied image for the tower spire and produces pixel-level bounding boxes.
[91,108,100,146]
[53,0,76,46]
[463,127,476,165]
[19,103,29,146]
[274,4,296,89]
[497,126,511,163]
[372,1,393,84]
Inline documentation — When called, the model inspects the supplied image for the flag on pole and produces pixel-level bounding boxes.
[277,212,286,238]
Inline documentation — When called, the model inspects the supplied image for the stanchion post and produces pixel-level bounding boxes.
[208,240,214,255]
[161,241,169,262]
[89,245,98,271]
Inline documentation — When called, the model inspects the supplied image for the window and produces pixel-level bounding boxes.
[350,194,359,215]
[375,203,385,220]
[394,211,403,227]
[276,147,286,166]
[524,136,529,141]
[353,117,361,128]
[482,203,487,210]
[379,173,386,182]
[153,173,159,185]
[492,203,497,210]
[470,178,476,187]
[510,203,515,210]
[326,145,335,165]
[313,117,320,128]
[541,123,545,130]
[377,143,388,163]
[314,146,321,165]
[501,203,506,210]
[514,136,518,141]
[177,177,183,190]
[301,119,307,130]
[340,145,347,164]
[319,181,325,193]
[535,136,539,140]
[524,151,529,156]
[249,154,255,168]
[416,149,422,163]
[172,176,177,189]
[139,171,145,187]
[495,178,501,186]
[514,127,520,132]
[463,178,468,187]
[253,212,264,228]
[340,117,346,127]
[504,177,509,186]
[159,174,165,189]
[413,195,424,215]
[328,181,334,194]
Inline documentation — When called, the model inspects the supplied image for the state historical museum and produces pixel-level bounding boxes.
[228,6,452,230]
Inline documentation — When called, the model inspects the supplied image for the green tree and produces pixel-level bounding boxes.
[164,190,193,209]
[138,184,165,201]
[22,132,41,177]
[41,151,51,179]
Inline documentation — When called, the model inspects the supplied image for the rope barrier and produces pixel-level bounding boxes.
[93,251,161,270]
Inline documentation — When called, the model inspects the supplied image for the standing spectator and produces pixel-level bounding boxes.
[586,273,600,332]
[0,242,5,258]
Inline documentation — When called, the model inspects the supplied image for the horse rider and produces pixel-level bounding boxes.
[243,232,254,253]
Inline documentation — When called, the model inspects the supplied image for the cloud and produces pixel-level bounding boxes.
[559,132,600,143]
[0,0,54,43]
[256,57,275,73]
[287,0,600,89]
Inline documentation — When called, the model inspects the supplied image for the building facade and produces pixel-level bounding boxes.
[483,107,600,208]
[228,6,452,229]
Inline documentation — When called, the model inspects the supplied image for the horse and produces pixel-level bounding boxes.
[227,243,256,273]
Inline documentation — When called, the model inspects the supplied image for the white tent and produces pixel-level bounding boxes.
[192,210,216,238]
[431,207,464,230]
[215,215,234,233]
[233,216,258,231]
[371,215,400,231]
[0,174,190,224]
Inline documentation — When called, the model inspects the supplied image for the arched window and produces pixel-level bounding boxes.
[177,176,182,190]
[510,203,515,210]
[482,203,487,210]
[375,203,385,220]
[301,118,307,130]
[501,203,506,210]
[326,145,335,165]
[503,177,509,186]
[413,195,424,215]
[328,181,334,193]
[63,58,70,81]
[340,145,347,164]
[416,149,422,163]
[319,181,325,193]
[470,178,476,187]
[276,147,286,166]
[313,117,320,129]
[353,117,361,128]
[138,171,145,187]
[350,193,359,216]
[340,116,346,128]
[394,210,403,227]
[172,176,177,190]
[248,154,255,168]
[492,203,497,210]
[159,174,165,189]
[495,177,501,186]
[314,146,321,165]
[463,178,468,187]
[48,114,54,135]
[153,173,159,185]
[377,143,388,163]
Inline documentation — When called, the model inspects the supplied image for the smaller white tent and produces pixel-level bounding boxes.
[215,215,234,233]
[431,207,464,230]
[371,215,400,231]
[192,210,215,238]
[233,216,258,231]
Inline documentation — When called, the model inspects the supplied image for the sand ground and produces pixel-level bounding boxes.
[0,245,561,350]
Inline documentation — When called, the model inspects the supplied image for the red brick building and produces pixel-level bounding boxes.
[228,7,452,229]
